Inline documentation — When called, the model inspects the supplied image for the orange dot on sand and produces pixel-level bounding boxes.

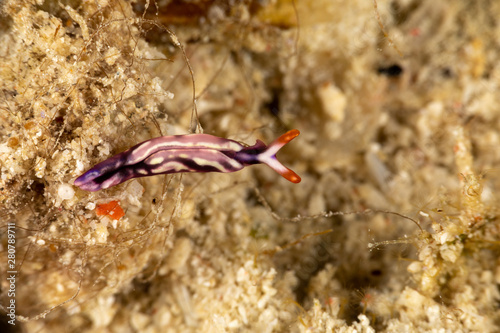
[96,200,125,220]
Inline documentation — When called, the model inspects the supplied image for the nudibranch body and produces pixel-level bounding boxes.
[74,130,301,191]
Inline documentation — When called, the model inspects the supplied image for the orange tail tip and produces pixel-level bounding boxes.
[260,129,301,183]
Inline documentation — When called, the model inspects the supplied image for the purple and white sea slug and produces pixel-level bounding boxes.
[74,130,301,191]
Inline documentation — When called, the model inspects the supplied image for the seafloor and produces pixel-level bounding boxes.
[1,0,500,332]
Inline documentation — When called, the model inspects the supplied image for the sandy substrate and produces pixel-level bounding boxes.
[1,0,500,332]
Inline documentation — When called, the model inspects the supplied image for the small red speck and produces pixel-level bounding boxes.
[96,200,125,220]
[361,293,373,305]
[410,28,421,37]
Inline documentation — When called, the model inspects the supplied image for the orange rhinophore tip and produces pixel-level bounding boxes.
[261,129,301,183]
[276,129,300,145]
[280,166,301,184]
[96,200,125,220]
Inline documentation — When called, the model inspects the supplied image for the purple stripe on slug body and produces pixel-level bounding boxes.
[125,134,245,166]
[73,151,129,188]
[76,148,245,191]
[74,134,245,188]
[144,148,244,174]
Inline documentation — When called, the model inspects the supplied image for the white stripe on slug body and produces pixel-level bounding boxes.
[126,136,244,165]
[136,169,148,175]
[152,160,189,174]
[148,156,164,165]
[101,173,123,189]
[191,156,242,172]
